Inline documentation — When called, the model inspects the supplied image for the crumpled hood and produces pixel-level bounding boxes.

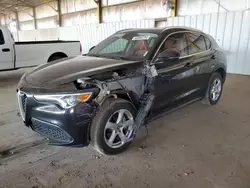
[23,56,141,87]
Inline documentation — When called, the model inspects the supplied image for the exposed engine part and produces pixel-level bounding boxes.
[77,77,91,88]
[107,76,145,98]
[77,64,157,137]
[77,78,110,103]
[77,72,145,104]
[95,80,110,103]
[112,72,119,78]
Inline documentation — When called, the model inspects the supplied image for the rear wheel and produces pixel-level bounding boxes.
[202,72,223,105]
[48,55,67,62]
[90,98,136,155]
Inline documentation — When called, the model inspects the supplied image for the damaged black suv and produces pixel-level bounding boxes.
[17,27,227,155]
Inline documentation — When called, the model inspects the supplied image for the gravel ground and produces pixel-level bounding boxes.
[0,69,250,188]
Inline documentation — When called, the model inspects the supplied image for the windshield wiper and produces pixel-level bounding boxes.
[86,54,126,60]
[86,54,101,57]
[106,56,126,60]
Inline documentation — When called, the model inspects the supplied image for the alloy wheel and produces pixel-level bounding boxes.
[210,78,222,101]
[104,109,134,149]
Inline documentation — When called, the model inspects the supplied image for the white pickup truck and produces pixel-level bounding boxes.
[0,26,81,71]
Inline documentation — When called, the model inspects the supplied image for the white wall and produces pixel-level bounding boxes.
[61,10,97,26]
[178,0,250,16]
[20,21,35,31]
[18,8,33,22]
[1,0,250,31]
[102,0,171,22]
[61,0,96,13]
[35,1,59,28]
[61,0,170,25]
[17,8,35,30]
[0,0,170,29]
[36,1,58,19]
[15,28,60,41]
[1,13,17,32]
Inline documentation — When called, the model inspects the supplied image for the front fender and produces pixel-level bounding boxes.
[110,90,140,108]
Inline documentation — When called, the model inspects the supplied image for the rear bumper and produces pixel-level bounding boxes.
[18,92,96,147]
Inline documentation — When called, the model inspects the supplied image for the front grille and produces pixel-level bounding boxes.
[17,91,27,121]
[21,94,27,113]
[30,118,73,143]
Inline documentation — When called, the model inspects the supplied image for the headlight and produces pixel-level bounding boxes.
[33,92,92,109]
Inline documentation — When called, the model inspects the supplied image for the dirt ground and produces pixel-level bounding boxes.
[0,69,250,188]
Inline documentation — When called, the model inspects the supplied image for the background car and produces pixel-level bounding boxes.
[0,26,81,71]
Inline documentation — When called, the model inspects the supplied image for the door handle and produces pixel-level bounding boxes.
[2,48,10,52]
[184,62,193,68]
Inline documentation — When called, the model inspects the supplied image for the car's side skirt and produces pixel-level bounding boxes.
[146,97,202,124]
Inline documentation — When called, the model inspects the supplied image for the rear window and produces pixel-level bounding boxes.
[204,37,212,50]
[0,29,4,45]
[187,33,207,55]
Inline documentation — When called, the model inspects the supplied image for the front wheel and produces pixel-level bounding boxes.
[90,98,136,155]
[202,72,223,105]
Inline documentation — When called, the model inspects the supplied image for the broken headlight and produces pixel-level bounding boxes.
[33,92,92,109]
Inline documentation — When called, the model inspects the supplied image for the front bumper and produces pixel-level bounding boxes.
[17,91,96,147]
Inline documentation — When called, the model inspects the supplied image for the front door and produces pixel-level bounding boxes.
[0,29,14,70]
[151,32,198,115]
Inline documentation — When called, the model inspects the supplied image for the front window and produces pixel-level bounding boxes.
[88,31,159,61]
[157,32,188,59]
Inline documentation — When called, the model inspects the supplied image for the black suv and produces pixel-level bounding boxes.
[17,27,227,155]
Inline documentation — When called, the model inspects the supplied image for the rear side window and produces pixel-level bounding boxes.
[204,37,211,50]
[186,33,207,55]
[0,29,5,45]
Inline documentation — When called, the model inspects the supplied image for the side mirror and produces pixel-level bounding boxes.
[89,46,95,52]
[154,50,180,64]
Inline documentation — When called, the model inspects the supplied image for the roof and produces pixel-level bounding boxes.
[163,26,205,33]
[116,26,204,34]
[0,0,52,15]
[118,28,165,34]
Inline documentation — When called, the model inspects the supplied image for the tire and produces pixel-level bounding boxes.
[90,98,136,155]
[202,72,223,105]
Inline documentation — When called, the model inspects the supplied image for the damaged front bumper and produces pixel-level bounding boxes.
[17,90,97,147]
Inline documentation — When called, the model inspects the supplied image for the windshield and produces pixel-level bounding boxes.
[87,31,159,61]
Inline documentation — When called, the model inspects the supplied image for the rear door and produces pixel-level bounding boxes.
[0,28,14,70]
[185,32,215,98]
